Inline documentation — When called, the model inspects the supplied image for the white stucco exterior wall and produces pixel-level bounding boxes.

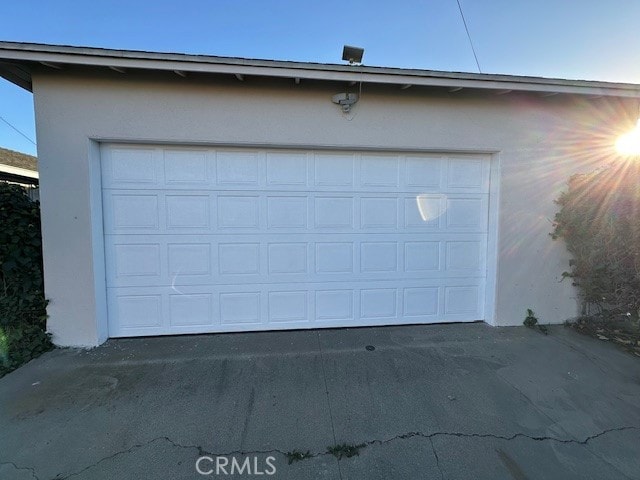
[31,71,624,346]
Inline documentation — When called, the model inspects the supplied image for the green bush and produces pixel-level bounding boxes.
[552,161,640,319]
[0,324,53,375]
[0,183,52,377]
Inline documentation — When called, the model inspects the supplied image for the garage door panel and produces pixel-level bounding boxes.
[112,243,162,277]
[445,197,488,230]
[444,285,484,316]
[102,145,491,337]
[359,155,400,187]
[103,193,161,231]
[102,190,487,235]
[164,149,211,185]
[102,147,161,187]
[405,156,442,188]
[169,293,215,327]
[314,196,354,229]
[102,148,488,194]
[220,291,262,325]
[360,197,399,229]
[104,234,487,287]
[111,294,163,333]
[168,243,212,276]
[166,194,211,229]
[267,196,308,229]
[314,153,355,186]
[446,157,491,190]
[268,242,308,274]
[315,290,355,322]
[216,151,261,185]
[106,277,485,336]
[266,151,308,186]
[268,291,309,323]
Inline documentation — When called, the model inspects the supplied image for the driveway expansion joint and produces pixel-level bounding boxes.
[316,331,343,480]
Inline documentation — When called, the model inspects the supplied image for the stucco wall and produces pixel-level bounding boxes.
[32,70,628,346]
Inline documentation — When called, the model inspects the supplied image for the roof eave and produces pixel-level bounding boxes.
[1,41,639,98]
[0,163,39,179]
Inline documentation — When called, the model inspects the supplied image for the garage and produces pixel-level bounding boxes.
[3,42,615,346]
[102,144,492,337]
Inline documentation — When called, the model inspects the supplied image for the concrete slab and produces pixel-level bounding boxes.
[584,427,640,479]
[336,436,442,480]
[317,325,571,443]
[0,461,38,480]
[431,433,629,480]
[0,323,638,479]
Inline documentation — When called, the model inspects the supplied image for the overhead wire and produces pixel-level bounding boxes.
[0,115,36,145]
[455,0,482,73]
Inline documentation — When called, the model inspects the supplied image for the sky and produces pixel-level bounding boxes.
[1,0,640,156]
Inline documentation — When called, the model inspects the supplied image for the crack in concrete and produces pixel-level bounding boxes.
[46,425,640,479]
[316,331,343,480]
[53,436,290,480]
[428,437,444,480]
[52,437,198,480]
[365,425,640,448]
[0,460,40,480]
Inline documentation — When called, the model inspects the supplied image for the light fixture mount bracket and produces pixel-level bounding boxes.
[332,93,359,113]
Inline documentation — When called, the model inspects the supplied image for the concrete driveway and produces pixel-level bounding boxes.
[1,323,639,480]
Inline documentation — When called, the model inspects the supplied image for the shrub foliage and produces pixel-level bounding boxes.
[0,183,52,376]
[552,162,640,319]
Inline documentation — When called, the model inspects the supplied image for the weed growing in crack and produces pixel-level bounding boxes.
[285,449,312,464]
[524,309,548,335]
[327,443,366,459]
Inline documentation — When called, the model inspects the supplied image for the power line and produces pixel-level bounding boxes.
[0,115,36,145]
[455,0,482,73]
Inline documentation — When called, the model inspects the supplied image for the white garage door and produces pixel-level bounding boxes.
[101,144,491,337]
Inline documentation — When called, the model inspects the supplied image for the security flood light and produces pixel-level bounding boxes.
[342,45,364,64]
[332,45,364,113]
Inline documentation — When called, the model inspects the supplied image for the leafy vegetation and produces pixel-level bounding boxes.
[552,162,640,321]
[552,161,640,354]
[523,309,548,335]
[0,183,52,377]
[327,443,366,459]
[285,450,313,465]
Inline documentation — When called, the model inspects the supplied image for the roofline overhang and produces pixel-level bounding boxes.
[0,163,39,179]
[1,41,639,98]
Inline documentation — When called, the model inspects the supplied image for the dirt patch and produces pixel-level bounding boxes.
[571,316,640,358]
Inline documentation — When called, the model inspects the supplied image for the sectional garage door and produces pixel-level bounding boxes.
[101,144,491,337]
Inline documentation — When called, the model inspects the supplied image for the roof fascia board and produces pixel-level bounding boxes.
[0,163,39,179]
[1,43,640,98]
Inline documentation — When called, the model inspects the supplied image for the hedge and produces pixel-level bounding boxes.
[0,183,52,377]
[552,161,640,320]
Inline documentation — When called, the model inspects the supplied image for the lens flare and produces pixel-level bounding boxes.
[416,194,444,222]
[616,119,640,156]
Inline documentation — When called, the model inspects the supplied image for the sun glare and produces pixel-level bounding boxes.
[616,119,640,156]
